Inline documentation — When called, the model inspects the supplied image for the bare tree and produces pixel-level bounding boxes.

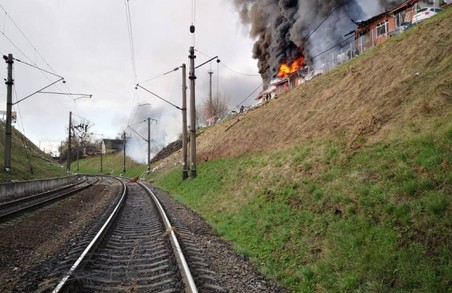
[199,93,230,125]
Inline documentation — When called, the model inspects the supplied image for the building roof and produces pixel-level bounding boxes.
[353,0,421,34]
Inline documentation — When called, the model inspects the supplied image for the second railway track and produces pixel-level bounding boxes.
[0,176,98,223]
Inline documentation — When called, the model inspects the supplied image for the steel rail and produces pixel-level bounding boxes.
[52,177,127,293]
[0,178,96,222]
[138,181,198,293]
[0,178,87,208]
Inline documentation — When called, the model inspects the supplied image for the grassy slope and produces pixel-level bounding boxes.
[71,152,148,178]
[0,122,67,183]
[153,10,451,293]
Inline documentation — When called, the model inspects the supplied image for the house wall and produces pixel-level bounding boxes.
[355,5,417,52]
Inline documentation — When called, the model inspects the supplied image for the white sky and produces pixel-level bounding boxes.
[0,0,261,157]
[0,0,387,162]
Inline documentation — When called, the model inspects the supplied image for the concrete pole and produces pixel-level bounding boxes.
[188,46,197,179]
[147,117,151,172]
[3,54,13,172]
[60,141,63,163]
[67,111,72,171]
[123,131,126,174]
[181,63,188,180]
[100,142,103,173]
[76,139,79,171]
[208,70,213,123]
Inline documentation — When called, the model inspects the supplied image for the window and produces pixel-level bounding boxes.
[376,21,388,37]
[395,12,403,27]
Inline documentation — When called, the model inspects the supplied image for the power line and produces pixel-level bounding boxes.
[138,66,180,85]
[232,82,263,111]
[0,31,31,62]
[311,35,354,60]
[304,0,344,42]
[13,85,34,172]
[13,58,64,79]
[124,0,138,84]
[196,49,260,77]
[0,3,57,74]
[0,5,77,105]
[220,63,260,77]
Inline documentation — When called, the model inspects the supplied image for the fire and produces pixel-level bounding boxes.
[277,56,304,78]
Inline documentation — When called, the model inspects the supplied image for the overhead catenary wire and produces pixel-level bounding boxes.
[0,3,92,154]
[232,82,263,111]
[1,31,31,62]
[195,49,260,77]
[13,84,33,172]
[220,63,260,77]
[0,4,83,115]
[304,0,344,42]
[311,35,354,60]
[71,112,94,125]
[124,0,138,85]
[138,66,180,85]
[0,3,57,75]
[13,58,64,79]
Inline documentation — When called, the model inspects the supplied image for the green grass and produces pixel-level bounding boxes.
[69,152,147,178]
[0,123,67,183]
[153,126,451,292]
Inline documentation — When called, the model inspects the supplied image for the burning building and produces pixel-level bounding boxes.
[233,0,407,87]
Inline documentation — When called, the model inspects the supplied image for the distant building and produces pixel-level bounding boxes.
[353,0,442,52]
[101,139,123,154]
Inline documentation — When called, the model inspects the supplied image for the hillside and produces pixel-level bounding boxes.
[0,121,67,183]
[152,9,451,293]
[202,15,450,161]
[69,151,147,178]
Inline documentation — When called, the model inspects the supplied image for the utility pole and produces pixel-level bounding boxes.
[147,117,151,172]
[208,70,213,123]
[122,131,126,174]
[3,54,13,172]
[181,63,188,180]
[60,141,63,163]
[188,46,197,179]
[67,111,72,171]
[76,138,80,172]
[100,141,103,173]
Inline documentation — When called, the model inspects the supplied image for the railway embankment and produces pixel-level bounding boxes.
[152,9,452,293]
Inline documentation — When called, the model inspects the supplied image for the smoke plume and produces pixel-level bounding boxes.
[233,0,405,83]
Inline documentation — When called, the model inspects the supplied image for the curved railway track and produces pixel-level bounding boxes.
[53,179,204,292]
[0,176,98,223]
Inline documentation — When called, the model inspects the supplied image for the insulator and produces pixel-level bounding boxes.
[190,25,195,33]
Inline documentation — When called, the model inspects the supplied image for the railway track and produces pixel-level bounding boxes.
[0,176,98,223]
[53,179,221,292]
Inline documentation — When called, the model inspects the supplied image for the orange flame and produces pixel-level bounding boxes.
[277,56,304,78]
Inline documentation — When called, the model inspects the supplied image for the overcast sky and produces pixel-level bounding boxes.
[0,0,386,162]
[0,0,262,160]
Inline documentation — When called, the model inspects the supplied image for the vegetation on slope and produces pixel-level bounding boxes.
[0,122,67,183]
[152,9,452,292]
[70,152,147,178]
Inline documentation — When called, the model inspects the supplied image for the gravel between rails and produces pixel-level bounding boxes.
[0,178,286,292]
[0,178,122,293]
[146,183,288,293]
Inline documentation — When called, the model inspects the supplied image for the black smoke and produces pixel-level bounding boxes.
[233,0,405,83]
